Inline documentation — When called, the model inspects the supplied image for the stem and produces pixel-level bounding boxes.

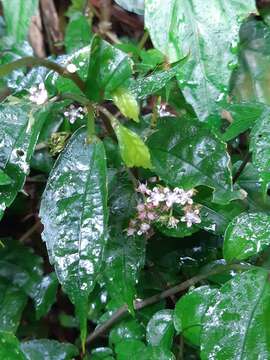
[86,104,96,142]
[0,57,85,92]
[138,30,149,50]
[86,263,251,344]
[233,152,252,184]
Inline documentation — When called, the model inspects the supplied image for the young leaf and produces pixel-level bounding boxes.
[145,0,256,119]
[146,310,174,350]
[224,212,270,262]
[0,331,26,360]
[39,127,108,345]
[201,269,270,360]
[104,236,145,312]
[147,117,244,205]
[111,119,152,169]
[85,36,133,102]
[21,339,78,360]
[112,87,140,123]
[2,0,39,42]
[174,286,218,347]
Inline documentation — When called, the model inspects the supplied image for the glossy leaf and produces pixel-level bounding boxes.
[34,273,58,320]
[111,118,152,169]
[230,16,270,105]
[104,235,145,311]
[145,0,256,119]
[109,318,145,346]
[2,0,38,42]
[0,170,12,185]
[90,347,115,360]
[224,212,270,262]
[250,109,270,195]
[21,339,78,360]
[147,117,244,204]
[201,269,270,360]
[112,87,140,122]
[39,127,108,344]
[64,13,92,53]
[174,286,218,346]
[0,331,26,360]
[0,284,27,333]
[146,310,174,350]
[0,104,48,220]
[85,36,133,102]
[114,0,144,15]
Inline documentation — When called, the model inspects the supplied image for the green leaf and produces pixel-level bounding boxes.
[0,331,26,360]
[109,318,145,346]
[85,36,133,102]
[145,0,256,120]
[0,283,27,333]
[224,212,270,262]
[201,269,270,360]
[174,286,218,347]
[104,235,145,312]
[230,16,270,105]
[155,221,198,238]
[111,119,152,169]
[34,273,58,320]
[39,127,108,345]
[20,339,78,360]
[112,87,140,122]
[250,109,270,195]
[90,347,115,360]
[0,104,48,220]
[146,310,174,350]
[147,117,244,205]
[64,13,92,53]
[2,0,39,42]
[0,170,13,185]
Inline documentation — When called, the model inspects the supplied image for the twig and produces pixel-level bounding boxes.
[233,152,252,184]
[19,222,41,243]
[86,263,251,344]
[0,57,85,92]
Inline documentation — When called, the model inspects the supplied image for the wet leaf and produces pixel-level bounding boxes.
[112,87,140,122]
[90,347,115,360]
[0,331,26,360]
[145,0,256,119]
[224,212,270,262]
[39,127,108,345]
[114,0,144,15]
[21,339,78,360]
[174,286,218,347]
[147,117,244,204]
[104,235,145,312]
[0,170,13,185]
[109,318,145,346]
[201,269,270,360]
[146,310,174,350]
[85,36,133,102]
[34,273,58,320]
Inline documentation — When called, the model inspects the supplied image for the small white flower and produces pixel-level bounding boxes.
[66,63,78,73]
[136,183,150,194]
[168,216,179,228]
[181,207,201,228]
[175,188,194,206]
[147,187,165,207]
[29,83,48,105]
[137,223,151,235]
[165,190,180,207]
[147,212,157,221]
[64,105,85,124]
[127,227,136,236]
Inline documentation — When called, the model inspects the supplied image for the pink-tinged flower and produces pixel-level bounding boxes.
[127,227,136,236]
[64,105,85,124]
[136,203,145,212]
[138,211,147,220]
[29,83,48,105]
[136,182,150,194]
[147,212,157,221]
[147,187,165,207]
[174,188,195,205]
[181,206,201,228]
[165,190,181,207]
[137,223,151,235]
[168,216,179,229]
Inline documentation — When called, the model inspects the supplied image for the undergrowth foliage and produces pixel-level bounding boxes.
[0,0,270,359]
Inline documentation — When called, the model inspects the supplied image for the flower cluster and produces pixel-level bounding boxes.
[127,182,201,237]
[64,104,85,124]
[29,83,48,105]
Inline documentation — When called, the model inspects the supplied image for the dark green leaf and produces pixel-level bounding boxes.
[2,0,38,42]
[201,269,270,360]
[174,286,218,347]
[0,331,26,360]
[109,318,145,346]
[146,310,174,350]
[147,117,244,204]
[21,339,78,360]
[34,273,58,320]
[39,127,108,344]
[145,0,256,119]
[0,170,13,185]
[104,235,145,311]
[85,36,133,102]
[224,212,270,262]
